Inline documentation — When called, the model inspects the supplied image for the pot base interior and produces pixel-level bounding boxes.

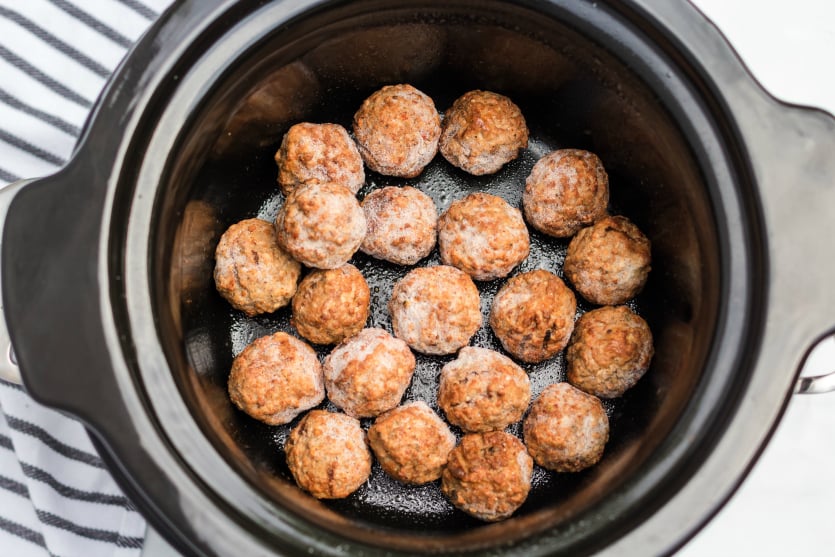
[156,1,720,552]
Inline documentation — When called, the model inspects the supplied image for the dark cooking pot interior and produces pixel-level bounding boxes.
[153,0,719,551]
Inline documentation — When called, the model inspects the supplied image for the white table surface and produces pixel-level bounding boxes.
[142,1,835,555]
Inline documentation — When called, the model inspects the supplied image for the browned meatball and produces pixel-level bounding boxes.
[438,192,530,281]
[291,264,370,345]
[227,332,323,425]
[566,306,654,398]
[367,401,456,485]
[439,90,528,175]
[388,265,482,355]
[274,122,365,196]
[323,328,416,418]
[438,347,530,432]
[489,270,577,363]
[441,431,533,522]
[285,410,372,499]
[214,218,301,316]
[353,84,441,178]
[360,185,438,265]
[563,216,651,305]
[522,149,609,238]
[523,383,609,473]
[275,182,366,269]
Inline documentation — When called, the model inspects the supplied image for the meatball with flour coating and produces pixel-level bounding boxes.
[388,265,481,355]
[214,218,301,316]
[567,306,654,398]
[227,332,323,426]
[563,215,651,305]
[353,84,441,178]
[523,149,609,238]
[285,410,371,499]
[360,185,438,265]
[274,122,365,196]
[323,328,415,418]
[438,347,530,432]
[291,264,370,345]
[442,431,533,522]
[275,182,366,269]
[523,383,609,473]
[489,270,577,363]
[440,90,528,175]
[438,192,530,281]
[367,401,456,485]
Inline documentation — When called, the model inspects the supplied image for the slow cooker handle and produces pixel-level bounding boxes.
[755,102,835,396]
[0,179,31,385]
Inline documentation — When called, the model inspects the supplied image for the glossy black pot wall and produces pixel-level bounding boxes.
[3,1,834,556]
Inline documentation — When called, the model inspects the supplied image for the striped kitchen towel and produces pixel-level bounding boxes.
[0,0,173,555]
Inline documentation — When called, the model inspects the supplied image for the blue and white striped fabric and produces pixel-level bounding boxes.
[0,1,173,555]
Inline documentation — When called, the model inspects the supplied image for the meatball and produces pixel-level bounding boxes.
[439,90,528,175]
[275,182,366,269]
[214,218,301,316]
[227,332,323,426]
[367,401,456,485]
[285,410,372,499]
[489,270,577,363]
[323,328,416,418]
[388,265,482,355]
[438,347,530,432]
[523,383,609,473]
[291,264,370,345]
[563,215,651,305]
[523,149,609,238]
[353,84,441,178]
[360,185,438,265]
[441,431,533,522]
[566,306,654,398]
[438,192,530,281]
[274,122,365,196]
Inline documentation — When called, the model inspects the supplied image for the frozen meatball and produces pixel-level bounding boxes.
[227,332,323,426]
[367,401,456,485]
[214,218,301,316]
[523,383,609,473]
[439,90,528,175]
[275,182,366,269]
[438,192,530,281]
[352,84,441,178]
[291,264,370,345]
[360,185,438,265]
[489,270,577,363]
[523,149,609,238]
[274,122,365,196]
[441,431,533,522]
[323,328,416,418]
[567,306,654,398]
[388,265,481,355]
[285,410,372,499]
[438,347,530,433]
[563,215,651,305]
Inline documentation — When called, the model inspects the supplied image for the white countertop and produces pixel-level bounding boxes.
[143,1,835,555]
